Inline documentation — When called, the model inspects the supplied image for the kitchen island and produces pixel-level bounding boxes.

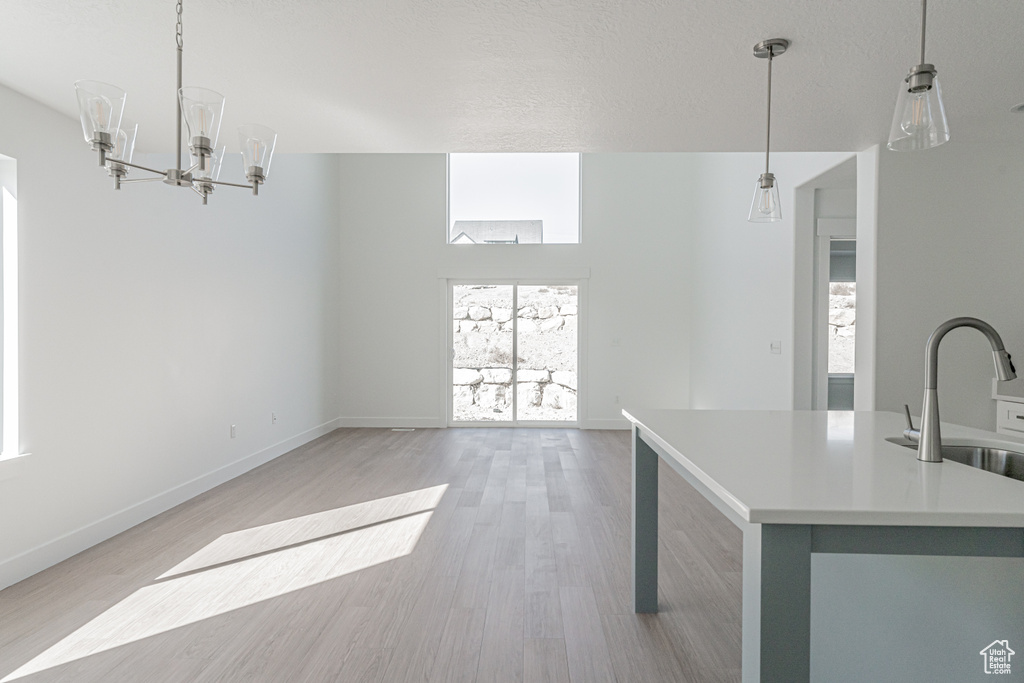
[624,409,1024,682]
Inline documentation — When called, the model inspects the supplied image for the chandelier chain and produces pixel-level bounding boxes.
[175,0,183,172]
[176,0,183,49]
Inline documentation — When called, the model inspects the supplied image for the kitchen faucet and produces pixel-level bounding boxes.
[903,317,1017,463]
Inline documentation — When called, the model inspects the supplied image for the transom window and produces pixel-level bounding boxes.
[447,153,580,244]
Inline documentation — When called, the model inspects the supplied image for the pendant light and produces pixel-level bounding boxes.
[748,38,789,223]
[887,0,949,151]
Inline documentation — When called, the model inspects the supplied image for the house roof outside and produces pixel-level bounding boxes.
[451,220,543,244]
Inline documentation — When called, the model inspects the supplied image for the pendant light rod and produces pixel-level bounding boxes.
[764,49,772,175]
[919,0,927,65]
[753,39,788,176]
[175,0,183,174]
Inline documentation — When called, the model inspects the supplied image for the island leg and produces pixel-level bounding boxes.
[742,523,812,682]
[632,429,659,613]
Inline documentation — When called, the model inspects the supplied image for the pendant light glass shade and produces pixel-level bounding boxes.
[74,80,126,147]
[887,0,948,152]
[887,71,949,151]
[748,173,782,222]
[238,124,277,181]
[178,87,225,153]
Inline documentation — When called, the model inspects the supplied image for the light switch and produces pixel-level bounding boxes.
[770,340,782,355]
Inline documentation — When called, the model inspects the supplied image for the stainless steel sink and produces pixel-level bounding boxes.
[886,437,1024,482]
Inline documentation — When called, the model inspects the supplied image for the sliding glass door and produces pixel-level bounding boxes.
[450,282,578,425]
[452,284,514,422]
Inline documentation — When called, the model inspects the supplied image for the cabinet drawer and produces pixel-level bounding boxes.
[996,400,1024,434]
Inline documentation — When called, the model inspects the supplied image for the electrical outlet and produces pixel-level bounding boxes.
[272,413,277,424]
[230,424,236,439]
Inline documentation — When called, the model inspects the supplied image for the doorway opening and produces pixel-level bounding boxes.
[826,240,856,409]
[449,282,579,426]
[792,155,863,411]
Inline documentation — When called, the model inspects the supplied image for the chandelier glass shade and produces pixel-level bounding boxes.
[75,0,276,204]
[107,118,138,183]
[75,80,126,151]
[111,119,138,164]
[192,145,225,183]
[178,87,225,155]
[239,124,278,184]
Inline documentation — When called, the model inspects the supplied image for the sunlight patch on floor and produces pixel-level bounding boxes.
[159,484,448,579]
[1,485,447,682]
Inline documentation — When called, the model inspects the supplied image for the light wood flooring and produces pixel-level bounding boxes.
[0,428,742,682]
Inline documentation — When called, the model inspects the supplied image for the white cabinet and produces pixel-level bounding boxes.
[996,399,1024,436]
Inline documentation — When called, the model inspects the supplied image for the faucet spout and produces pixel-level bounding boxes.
[917,317,1016,463]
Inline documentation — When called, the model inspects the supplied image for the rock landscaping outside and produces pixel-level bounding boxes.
[828,282,856,373]
[453,284,577,422]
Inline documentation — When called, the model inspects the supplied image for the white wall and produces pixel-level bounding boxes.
[336,151,862,424]
[874,141,1024,430]
[336,153,692,428]
[0,84,341,589]
[853,145,879,411]
[688,152,854,409]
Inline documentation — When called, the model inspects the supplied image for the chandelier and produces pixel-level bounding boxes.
[74,0,277,205]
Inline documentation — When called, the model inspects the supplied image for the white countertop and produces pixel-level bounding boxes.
[623,409,1024,527]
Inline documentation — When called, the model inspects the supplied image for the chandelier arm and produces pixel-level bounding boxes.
[206,179,257,190]
[119,177,168,184]
[112,159,170,176]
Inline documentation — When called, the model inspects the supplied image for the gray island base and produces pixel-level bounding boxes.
[625,409,1024,682]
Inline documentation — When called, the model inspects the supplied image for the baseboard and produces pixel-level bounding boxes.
[582,417,632,430]
[334,417,628,430]
[0,417,342,591]
[336,417,444,428]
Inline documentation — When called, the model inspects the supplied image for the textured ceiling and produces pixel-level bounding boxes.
[1,0,1022,154]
